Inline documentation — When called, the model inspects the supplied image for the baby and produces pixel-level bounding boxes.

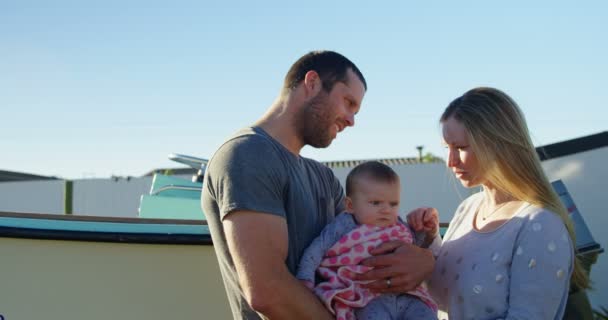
[296,161,437,320]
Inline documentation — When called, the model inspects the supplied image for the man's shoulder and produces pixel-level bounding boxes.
[209,127,281,163]
[219,127,273,150]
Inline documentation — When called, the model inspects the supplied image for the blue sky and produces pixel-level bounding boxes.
[2,1,606,179]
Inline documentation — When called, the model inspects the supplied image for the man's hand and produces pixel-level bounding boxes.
[355,241,435,294]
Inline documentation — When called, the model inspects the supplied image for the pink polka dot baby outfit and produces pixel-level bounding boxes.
[296,213,437,320]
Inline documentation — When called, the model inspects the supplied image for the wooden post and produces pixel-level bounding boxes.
[64,180,73,215]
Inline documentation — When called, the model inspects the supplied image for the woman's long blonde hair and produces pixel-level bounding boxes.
[441,87,588,290]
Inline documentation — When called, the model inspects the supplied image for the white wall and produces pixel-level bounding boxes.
[541,147,607,309]
[72,177,153,217]
[332,163,474,222]
[0,180,65,214]
[0,177,154,217]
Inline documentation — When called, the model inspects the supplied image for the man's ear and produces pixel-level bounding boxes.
[303,70,322,97]
[344,196,354,212]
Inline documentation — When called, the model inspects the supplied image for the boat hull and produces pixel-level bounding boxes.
[0,212,231,320]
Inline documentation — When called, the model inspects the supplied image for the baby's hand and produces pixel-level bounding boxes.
[406,207,439,240]
[300,279,314,290]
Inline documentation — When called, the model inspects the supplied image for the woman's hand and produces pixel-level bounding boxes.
[407,207,439,246]
[354,241,435,294]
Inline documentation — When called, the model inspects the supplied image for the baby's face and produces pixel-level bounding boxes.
[346,180,400,228]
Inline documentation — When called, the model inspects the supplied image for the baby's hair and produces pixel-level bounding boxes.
[345,161,400,196]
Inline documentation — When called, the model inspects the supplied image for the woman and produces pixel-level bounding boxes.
[408,87,588,319]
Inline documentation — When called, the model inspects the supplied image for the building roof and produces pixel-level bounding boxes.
[321,157,443,169]
[536,131,607,161]
[0,170,58,182]
[143,156,443,177]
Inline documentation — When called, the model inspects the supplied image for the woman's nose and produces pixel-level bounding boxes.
[447,148,458,167]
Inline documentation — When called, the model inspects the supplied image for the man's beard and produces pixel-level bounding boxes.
[296,92,335,149]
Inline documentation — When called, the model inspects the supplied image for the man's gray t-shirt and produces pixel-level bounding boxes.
[202,126,345,319]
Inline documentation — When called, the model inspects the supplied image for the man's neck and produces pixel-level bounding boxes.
[255,99,304,156]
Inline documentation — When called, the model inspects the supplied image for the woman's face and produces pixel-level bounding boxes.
[442,117,484,188]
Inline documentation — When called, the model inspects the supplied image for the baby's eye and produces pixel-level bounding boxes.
[390,202,399,207]
[370,201,381,206]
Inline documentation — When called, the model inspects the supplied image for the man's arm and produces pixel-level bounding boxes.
[224,210,333,319]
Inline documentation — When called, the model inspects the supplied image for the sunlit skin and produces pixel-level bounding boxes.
[345,178,400,228]
[324,69,365,140]
[299,69,365,148]
[408,115,516,266]
[440,116,519,230]
[442,116,484,188]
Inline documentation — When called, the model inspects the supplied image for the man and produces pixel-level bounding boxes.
[202,50,434,319]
